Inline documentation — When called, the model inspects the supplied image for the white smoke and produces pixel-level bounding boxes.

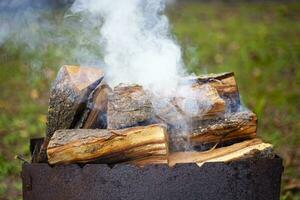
[0,0,184,92]
[1,0,210,151]
[0,0,102,66]
[71,0,185,92]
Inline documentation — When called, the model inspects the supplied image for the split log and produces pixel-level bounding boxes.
[153,84,225,127]
[153,84,226,152]
[168,138,274,167]
[75,82,112,129]
[165,72,240,151]
[47,124,168,165]
[189,111,257,147]
[107,84,154,130]
[38,65,104,162]
[107,83,226,130]
[182,72,240,112]
[178,84,226,121]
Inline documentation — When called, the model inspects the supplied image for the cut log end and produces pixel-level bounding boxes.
[61,65,104,91]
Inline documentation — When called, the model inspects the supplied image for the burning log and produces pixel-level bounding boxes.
[75,82,112,129]
[168,138,274,167]
[190,110,257,147]
[38,65,104,162]
[107,84,154,130]
[183,72,240,112]
[47,124,168,165]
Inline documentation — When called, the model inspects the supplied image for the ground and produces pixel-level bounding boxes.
[0,1,299,200]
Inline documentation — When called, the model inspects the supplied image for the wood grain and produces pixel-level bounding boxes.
[47,124,168,165]
[169,138,273,167]
[38,65,104,162]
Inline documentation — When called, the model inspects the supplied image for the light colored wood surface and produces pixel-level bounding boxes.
[168,138,273,167]
[47,124,168,165]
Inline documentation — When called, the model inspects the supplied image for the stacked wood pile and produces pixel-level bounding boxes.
[36,65,274,166]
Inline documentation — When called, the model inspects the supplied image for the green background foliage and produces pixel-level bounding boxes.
[0,1,299,199]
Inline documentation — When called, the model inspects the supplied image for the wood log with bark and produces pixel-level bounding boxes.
[168,138,274,167]
[47,124,168,165]
[38,65,104,162]
[34,66,270,166]
[107,84,154,130]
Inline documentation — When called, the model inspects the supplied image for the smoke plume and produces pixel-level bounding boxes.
[1,0,215,151]
[71,0,185,92]
[70,0,205,151]
[1,0,184,92]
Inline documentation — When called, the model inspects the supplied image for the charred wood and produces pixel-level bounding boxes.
[75,81,112,129]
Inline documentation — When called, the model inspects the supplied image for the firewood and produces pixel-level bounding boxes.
[153,84,226,152]
[107,84,154,130]
[47,124,168,165]
[168,138,274,167]
[190,110,257,146]
[165,72,240,151]
[38,65,104,162]
[176,83,226,119]
[107,82,226,131]
[153,84,225,127]
[75,81,112,129]
[182,72,240,112]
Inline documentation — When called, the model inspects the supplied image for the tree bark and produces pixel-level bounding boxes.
[47,124,168,165]
[168,138,274,167]
[38,65,104,162]
[107,84,154,130]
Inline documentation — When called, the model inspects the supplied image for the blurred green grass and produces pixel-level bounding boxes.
[0,2,299,200]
